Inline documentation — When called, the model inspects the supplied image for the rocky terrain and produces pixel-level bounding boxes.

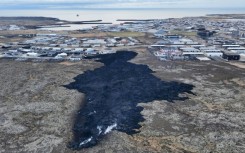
[0,48,245,153]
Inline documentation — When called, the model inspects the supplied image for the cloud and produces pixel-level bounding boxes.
[0,0,244,9]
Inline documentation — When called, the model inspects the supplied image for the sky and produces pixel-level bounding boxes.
[0,0,244,9]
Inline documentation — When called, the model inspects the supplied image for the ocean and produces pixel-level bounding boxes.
[1,8,245,30]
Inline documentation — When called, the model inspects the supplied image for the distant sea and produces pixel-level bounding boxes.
[1,8,245,30]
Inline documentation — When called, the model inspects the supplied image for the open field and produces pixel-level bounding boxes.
[69,32,108,38]
[106,31,146,37]
[170,30,197,37]
[0,48,245,152]
[69,31,145,38]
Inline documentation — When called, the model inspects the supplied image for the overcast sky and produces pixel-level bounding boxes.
[0,0,244,9]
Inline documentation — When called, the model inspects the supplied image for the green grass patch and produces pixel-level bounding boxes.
[106,31,145,37]
[170,30,197,36]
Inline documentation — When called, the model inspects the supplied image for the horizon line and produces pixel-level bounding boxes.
[1,7,245,10]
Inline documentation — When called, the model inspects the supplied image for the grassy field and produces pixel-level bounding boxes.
[106,31,145,37]
[70,31,145,38]
[69,32,108,38]
[0,29,145,39]
[170,30,197,36]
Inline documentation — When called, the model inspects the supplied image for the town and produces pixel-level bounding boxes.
[1,15,245,63]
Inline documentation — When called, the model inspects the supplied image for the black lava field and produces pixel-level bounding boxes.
[64,51,194,150]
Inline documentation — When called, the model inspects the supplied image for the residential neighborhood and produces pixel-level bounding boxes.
[0,33,140,61]
[1,15,245,63]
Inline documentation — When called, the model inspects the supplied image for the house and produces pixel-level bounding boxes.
[83,39,107,46]
[26,52,40,57]
[150,45,165,49]
[114,37,121,41]
[69,56,82,61]
[52,47,61,51]
[47,52,58,57]
[227,47,245,51]
[180,47,204,58]
[107,38,117,44]
[232,30,240,37]
[156,40,170,45]
[202,50,223,58]
[199,47,223,57]
[63,48,72,52]
[128,37,139,43]
[165,35,181,39]
[36,34,58,37]
[222,45,240,49]
[56,53,68,58]
[85,48,97,55]
[179,38,193,44]
[106,44,115,47]
[50,44,58,47]
[116,44,124,47]
[222,51,240,60]
[154,51,167,60]
[73,48,84,52]
[93,44,101,47]
[60,44,68,47]
[191,45,206,48]
[197,30,214,37]
[20,49,32,53]
[169,50,184,60]
[81,44,91,48]
[154,29,168,38]
[230,50,245,54]
[22,45,31,49]
[72,44,80,48]
[99,48,116,54]
[53,52,67,60]
[1,44,12,49]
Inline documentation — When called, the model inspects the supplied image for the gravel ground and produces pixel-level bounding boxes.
[0,48,245,153]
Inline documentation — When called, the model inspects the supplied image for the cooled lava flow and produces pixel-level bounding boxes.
[65,51,194,150]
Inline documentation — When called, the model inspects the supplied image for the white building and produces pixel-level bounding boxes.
[202,50,223,57]
[85,48,97,54]
[222,45,240,49]
[199,47,223,57]
[180,47,204,56]
[60,44,68,47]
[154,29,168,38]
[154,51,167,60]
[83,39,107,46]
[227,47,245,51]
[26,52,39,57]
[55,53,67,59]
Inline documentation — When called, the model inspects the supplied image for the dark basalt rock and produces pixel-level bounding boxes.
[64,51,195,150]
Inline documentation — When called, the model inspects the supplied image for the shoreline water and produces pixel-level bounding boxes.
[1,8,245,30]
[1,8,245,22]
